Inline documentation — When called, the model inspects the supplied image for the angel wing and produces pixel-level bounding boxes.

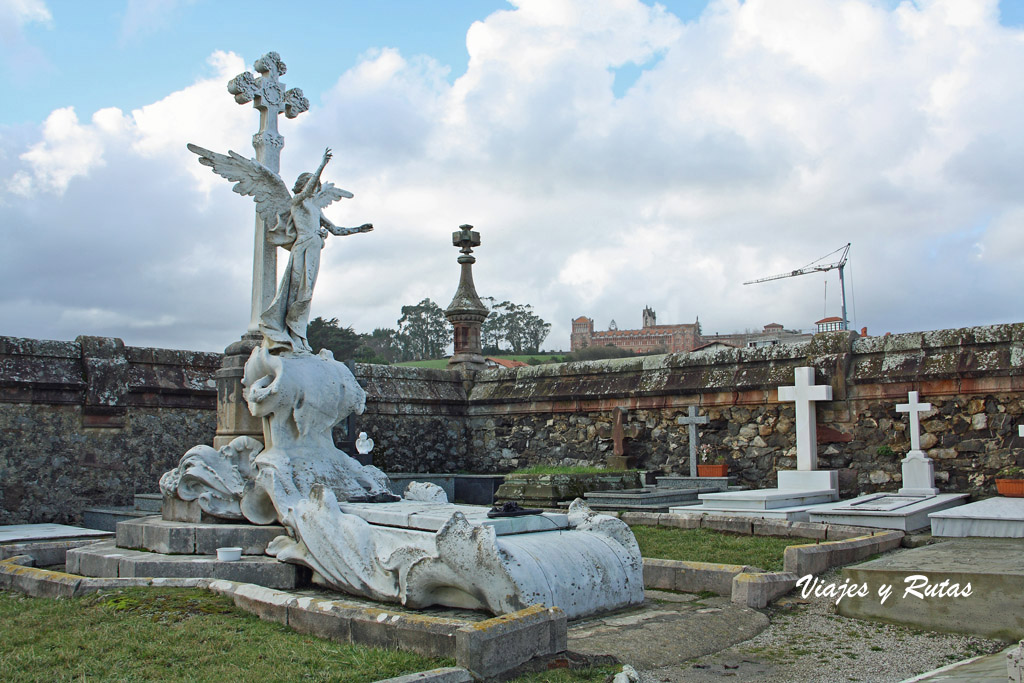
[311,182,354,210]
[187,143,291,228]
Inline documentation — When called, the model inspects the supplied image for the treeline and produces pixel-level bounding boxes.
[307,297,552,364]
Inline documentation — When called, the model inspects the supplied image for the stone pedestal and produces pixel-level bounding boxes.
[214,333,264,449]
[898,451,939,496]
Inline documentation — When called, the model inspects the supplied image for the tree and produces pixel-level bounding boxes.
[306,317,362,360]
[397,298,450,360]
[480,300,550,354]
[357,327,403,364]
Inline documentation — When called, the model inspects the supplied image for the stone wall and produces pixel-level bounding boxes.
[0,335,220,525]
[3,323,1023,524]
[465,325,1024,497]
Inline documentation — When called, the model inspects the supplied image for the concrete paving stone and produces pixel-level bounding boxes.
[228,583,295,624]
[286,597,355,643]
[114,518,146,550]
[620,511,661,526]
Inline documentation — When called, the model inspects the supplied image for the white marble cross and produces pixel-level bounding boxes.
[896,391,931,452]
[227,52,310,334]
[678,406,709,477]
[778,367,832,471]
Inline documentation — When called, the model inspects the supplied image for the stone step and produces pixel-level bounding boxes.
[67,539,308,590]
[81,506,153,532]
[116,516,287,555]
[133,493,162,513]
[655,476,731,492]
[696,488,838,510]
[583,488,700,507]
[584,500,701,513]
[928,496,1024,538]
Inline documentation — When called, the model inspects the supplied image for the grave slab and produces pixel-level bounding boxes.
[929,497,1024,538]
[0,524,112,544]
[338,500,570,535]
[808,493,968,532]
[656,476,731,492]
[582,487,700,512]
[838,537,1024,640]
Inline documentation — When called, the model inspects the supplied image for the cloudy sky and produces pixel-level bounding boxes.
[2,0,1023,353]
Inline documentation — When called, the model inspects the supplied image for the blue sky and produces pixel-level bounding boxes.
[2,0,1024,352]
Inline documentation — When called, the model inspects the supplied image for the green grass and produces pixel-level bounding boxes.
[394,358,451,369]
[0,587,452,682]
[629,526,792,571]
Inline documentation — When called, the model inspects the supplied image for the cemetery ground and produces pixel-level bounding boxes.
[2,529,1015,682]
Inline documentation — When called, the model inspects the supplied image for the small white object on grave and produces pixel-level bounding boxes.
[1019,425,1024,438]
[355,432,374,455]
[777,367,832,471]
[896,391,939,496]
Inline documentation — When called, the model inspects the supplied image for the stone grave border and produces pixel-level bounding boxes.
[0,551,565,680]
[616,511,905,608]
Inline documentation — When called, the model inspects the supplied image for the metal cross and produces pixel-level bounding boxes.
[896,391,932,452]
[227,52,309,334]
[678,406,709,477]
[778,367,832,471]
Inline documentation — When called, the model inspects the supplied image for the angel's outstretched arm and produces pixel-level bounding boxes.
[322,216,373,237]
[297,148,332,200]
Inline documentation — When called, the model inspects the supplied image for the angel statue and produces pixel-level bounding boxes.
[187,144,372,354]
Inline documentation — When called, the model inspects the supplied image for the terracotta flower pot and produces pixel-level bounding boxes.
[995,478,1024,497]
[697,464,728,477]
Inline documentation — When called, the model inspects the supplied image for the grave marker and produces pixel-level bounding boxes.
[677,406,709,477]
[896,391,939,496]
[778,367,832,471]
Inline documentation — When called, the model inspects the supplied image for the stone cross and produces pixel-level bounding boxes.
[778,367,832,471]
[896,391,931,452]
[678,406,709,477]
[227,52,310,334]
[612,407,628,457]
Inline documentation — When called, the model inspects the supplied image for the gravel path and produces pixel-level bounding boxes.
[637,566,1007,683]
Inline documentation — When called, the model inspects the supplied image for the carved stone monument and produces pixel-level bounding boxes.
[131,51,646,621]
[896,391,939,496]
[444,225,489,372]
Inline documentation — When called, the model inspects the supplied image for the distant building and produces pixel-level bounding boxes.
[570,307,701,353]
[816,316,845,333]
[571,309,813,353]
[484,357,529,369]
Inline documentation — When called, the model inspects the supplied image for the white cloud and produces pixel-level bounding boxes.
[3,0,1024,352]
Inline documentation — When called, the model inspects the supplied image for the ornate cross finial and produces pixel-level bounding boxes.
[228,52,309,172]
[227,51,310,336]
[453,224,481,259]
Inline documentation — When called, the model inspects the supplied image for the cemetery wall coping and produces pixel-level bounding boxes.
[0,334,220,410]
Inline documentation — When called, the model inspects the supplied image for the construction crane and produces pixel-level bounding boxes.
[743,243,851,331]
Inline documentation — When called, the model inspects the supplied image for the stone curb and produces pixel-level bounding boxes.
[0,553,566,680]
[783,530,905,576]
[375,667,474,683]
[632,514,904,608]
[0,555,208,597]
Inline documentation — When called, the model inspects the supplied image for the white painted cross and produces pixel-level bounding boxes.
[227,52,310,334]
[896,391,931,452]
[678,406,709,476]
[778,367,832,471]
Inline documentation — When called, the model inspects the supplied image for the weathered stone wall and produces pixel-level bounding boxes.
[3,323,1023,524]
[465,325,1024,497]
[0,335,220,525]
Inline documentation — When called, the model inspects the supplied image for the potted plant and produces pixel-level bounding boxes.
[697,445,728,477]
[996,466,1024,497]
